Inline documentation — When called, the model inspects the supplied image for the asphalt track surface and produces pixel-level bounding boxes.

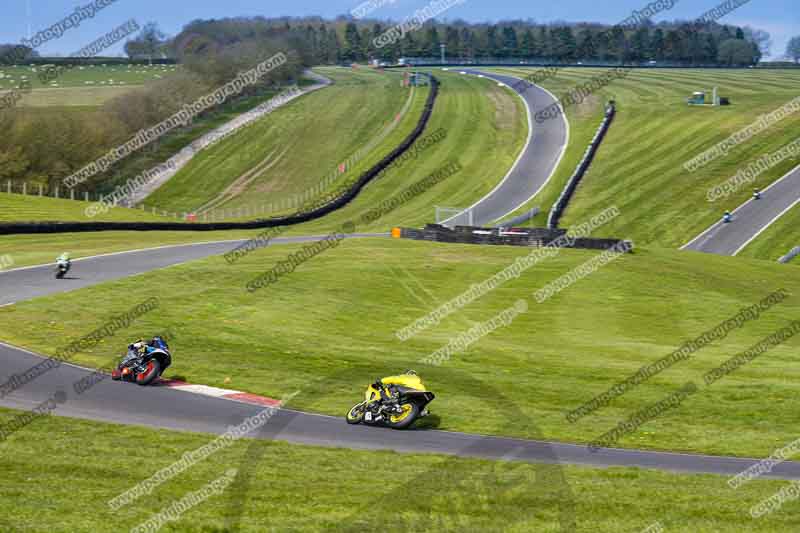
[441,69,568,227]
[0,233,386,306]
[684,164,800,255]
[3,237,800,479]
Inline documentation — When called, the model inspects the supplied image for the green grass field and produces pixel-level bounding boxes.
[0,64,179,107]
[489,68,800,254]
[0,192,169,223]
[739,202,800,262]
[1,238,797,458]
[1,406,796,532]
[278,69,527,236]
[145,67,421,214]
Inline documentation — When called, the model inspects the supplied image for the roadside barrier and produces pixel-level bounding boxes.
[779,246,800,264]
[548,101,616,229]
[396,224,632,251]
[0,75,440,235]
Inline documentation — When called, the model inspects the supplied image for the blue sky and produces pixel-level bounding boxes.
[2,0,798,59]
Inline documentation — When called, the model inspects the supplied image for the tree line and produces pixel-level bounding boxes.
[245,17,767,67]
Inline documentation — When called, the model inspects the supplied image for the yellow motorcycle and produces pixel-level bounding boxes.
[346,371,435,429]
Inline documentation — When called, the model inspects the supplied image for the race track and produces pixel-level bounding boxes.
[683,164,800,255]
[3,237,800,479]
[442,70,568,227]
[0,233,386,306]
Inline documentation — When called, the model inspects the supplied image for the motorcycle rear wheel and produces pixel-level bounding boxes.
[386,403,419,429]
[346,402,366,424]
[135,359,161,386]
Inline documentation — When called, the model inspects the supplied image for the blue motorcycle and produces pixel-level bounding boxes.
[111,336,172,386]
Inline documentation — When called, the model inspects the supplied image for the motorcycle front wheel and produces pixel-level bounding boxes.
[386,403,420,430]
[346,402,366,425]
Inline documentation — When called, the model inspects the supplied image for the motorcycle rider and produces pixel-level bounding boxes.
[56,252,70,269]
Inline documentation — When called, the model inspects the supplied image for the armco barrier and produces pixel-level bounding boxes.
[397,224,632,252]
[0,75,440,236]
[779,246,800,264]
[548,101,616,229]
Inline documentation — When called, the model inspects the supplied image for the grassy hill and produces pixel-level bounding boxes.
[0,192,168,223]
[145,67,423,214]
[489,67,800,253]
[2,238,797,459]
[739,202,800,262]
[0,406,794,532]
[0,64,179,107]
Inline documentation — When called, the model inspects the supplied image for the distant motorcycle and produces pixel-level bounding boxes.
[346,371,434,429]
[111,336,172,386]
[55,253,71,279]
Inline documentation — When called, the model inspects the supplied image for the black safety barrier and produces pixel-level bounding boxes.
[398,224,632,252]
[548,101,616,229]
[0,75,440,236]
